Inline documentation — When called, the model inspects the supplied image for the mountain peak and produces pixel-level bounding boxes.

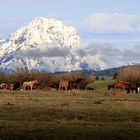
[28,17,60,30]
[0,17,82,72]
[29,17,63,25]
[8,17,81,47]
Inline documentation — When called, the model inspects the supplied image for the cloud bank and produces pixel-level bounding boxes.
[84,13,140,33]
[14,41,140,72]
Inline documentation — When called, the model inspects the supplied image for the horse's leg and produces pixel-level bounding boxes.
[58,85,61,90]
[75,86,78,92]
[138,87,140,92]
[108,85,110,90]
[121,85,124,93]
[69,85,71,92]
[68,83,71,91]
[65,86,67,91]
[68,85,71,92]
[68,83,72,92]
[123,86,125,93]
[127,87,130,93]
[136,87,138,93]
[114,85,117,92]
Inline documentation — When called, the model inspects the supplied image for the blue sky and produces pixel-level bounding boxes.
[0,0,140,49]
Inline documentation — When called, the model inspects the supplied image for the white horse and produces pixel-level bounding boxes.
[23,80,38,90]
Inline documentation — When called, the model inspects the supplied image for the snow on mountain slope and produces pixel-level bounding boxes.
[0,17,86,72]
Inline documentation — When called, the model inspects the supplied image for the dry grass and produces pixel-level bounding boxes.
[0,89,140,140]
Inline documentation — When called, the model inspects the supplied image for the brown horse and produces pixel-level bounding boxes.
[59,79,69,91]
[128,82,140,93]
[68,78,83,91]
[23,80,38,90]
[0,83,14,90]
[114,81,130,93]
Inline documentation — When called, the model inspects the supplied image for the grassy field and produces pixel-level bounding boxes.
[0,86,140,140]
[86,78,115,90]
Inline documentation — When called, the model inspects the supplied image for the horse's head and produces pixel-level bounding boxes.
[76,78,83,83]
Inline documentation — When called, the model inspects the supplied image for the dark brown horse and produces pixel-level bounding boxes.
[128,82,139,93]
[68,78,83,91]
[108,84,114,90]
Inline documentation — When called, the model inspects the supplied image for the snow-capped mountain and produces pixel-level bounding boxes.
[0,17,85,72]
[1,17,137,73]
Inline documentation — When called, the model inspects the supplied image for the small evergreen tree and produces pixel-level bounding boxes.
[95,75,99,80]
[113,72,118,79]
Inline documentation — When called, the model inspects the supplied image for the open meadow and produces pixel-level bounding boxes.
[0,85,140,140]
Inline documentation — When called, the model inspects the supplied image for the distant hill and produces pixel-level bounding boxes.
[83,64,140,77]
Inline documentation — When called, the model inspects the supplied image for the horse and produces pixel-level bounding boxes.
[23,80,38,90]
[68,78,83,91]
[114,81,130,93]
[128,82,139,93]
[108,84,114,90]
[0,83,13,90]
[59,79,69,91]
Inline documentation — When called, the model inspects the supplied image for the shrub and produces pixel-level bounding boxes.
[0,72,8,83]
[80,75,95,89]
[95,75,99,80]
[113,72,118,79]
[117,66,140,83]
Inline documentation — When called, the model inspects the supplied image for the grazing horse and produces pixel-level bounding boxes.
[23,80,38,90]
[128,82,139,93]
[108,84,114,90]
[59,79,69,91]
[68,78,83,91]
[114,81,130,93]
[0,83,13,90]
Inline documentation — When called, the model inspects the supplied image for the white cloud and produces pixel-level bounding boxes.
[13,40,140,71]
[81,43,124,69]
[85,43,140,68]
[81,54,107,69]
[84,13,140,33]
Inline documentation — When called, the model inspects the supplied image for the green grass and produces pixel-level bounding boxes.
[86,78,116,90]
[0,89,140,140]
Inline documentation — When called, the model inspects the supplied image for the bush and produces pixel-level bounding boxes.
[80,75,95,89]
[113,72,118,79]
[95,75,99,80]
[0,72,8,83]
[8,69,32,84]
[0,69,95,90]
[117,66,140,83]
